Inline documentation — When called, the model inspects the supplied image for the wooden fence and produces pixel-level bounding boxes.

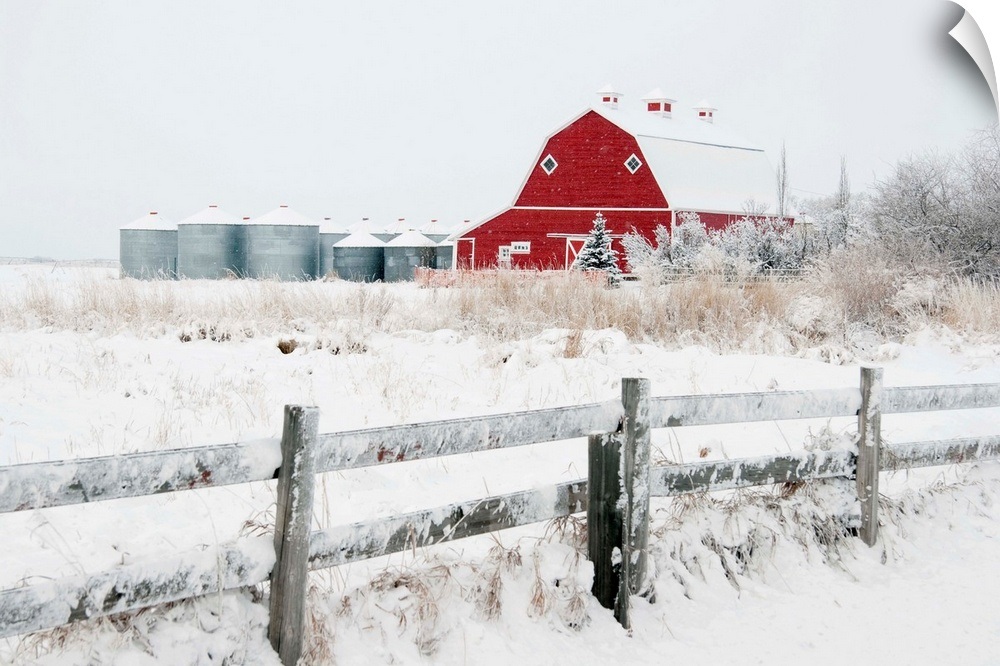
[1,369,999,663]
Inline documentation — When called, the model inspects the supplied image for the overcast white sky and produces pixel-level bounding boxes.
[1,0,998,259]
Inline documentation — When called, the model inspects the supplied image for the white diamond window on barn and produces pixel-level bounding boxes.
[625,154,643,174]
[540,155,558,175]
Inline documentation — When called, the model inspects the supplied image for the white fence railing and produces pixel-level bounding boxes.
[1,368,998,664]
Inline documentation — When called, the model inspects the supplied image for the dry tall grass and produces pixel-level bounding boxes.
[1,267,997,353]
[941,278,1000,332]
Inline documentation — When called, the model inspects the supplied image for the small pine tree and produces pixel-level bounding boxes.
[573,212,622,284]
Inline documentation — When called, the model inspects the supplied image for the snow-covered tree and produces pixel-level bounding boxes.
[671,212,709,267]
[573,212,622,284]
[718,214,803,272]
[868,128,1000,278]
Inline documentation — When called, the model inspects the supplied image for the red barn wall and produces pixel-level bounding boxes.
[455,208,671,271]
[453,110,789,273]
[515,111,669,209]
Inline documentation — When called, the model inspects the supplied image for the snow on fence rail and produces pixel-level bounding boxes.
[1,370,999,663]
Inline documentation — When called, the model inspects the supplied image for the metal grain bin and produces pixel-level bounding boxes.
[120,212,178,279]
[384,230,438,282]
[435,242,454,270]
[244,205,319,280]
[318,218,349,279]
[176,205,244,279]
[333,232,385,282]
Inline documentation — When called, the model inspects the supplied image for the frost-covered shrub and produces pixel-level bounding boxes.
[716,215,804,273]
[785,294,839,341]
[671,213,710,267]
[622,212,804,281]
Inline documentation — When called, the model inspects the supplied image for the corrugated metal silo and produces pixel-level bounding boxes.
[120,212,178,279]
[244,205,320,280]
[333,232,385,282]
[176,205,244,279]
[318,218,349,278]
[384,230,438,282]
[435,242,454,270]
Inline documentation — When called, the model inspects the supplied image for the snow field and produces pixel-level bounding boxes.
[0,264,998,664]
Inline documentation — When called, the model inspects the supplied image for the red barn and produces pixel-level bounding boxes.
[451,86,784,271]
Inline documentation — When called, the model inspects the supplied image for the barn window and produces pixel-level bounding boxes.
[647,102,661,112]
[540,154,558,175]
[624,154,643,174]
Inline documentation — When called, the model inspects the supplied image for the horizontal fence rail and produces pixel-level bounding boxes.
[650,388,861,428]
[313,400,622,472]
[308,481,587,571]
[8,431,996,640]
[881,435,1000,471]
[0,401,621,515]
[0,538,275,640]
[883,384,1000,414]
[0,439,282,514]
[1,373,998,650]
[650,450,855,496]
[7,383,998,515]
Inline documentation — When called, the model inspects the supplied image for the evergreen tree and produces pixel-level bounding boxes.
[573,212,622,284]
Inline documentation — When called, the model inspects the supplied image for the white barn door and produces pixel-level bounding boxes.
[564,237,588,269]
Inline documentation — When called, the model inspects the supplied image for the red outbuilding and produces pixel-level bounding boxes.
[450,86,785,271]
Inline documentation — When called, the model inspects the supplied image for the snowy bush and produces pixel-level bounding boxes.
[716,214,804,273]
[671,213,710,268]
[622,212,803,281]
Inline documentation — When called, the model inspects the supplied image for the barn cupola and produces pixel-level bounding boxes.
[642,88,677,118]
[693,100,717,123]
[596,84,622,110]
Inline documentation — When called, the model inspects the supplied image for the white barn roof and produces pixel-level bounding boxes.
[178,205,241,226]
[591,105,780,213]
[636,137,779,213]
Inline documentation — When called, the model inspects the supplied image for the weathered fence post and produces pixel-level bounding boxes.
[588,429,623,616]
[857,367,883,547]
[588,377,651,630]
[268,405,320,666]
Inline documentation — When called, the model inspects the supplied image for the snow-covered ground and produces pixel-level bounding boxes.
[1,264,998,664]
